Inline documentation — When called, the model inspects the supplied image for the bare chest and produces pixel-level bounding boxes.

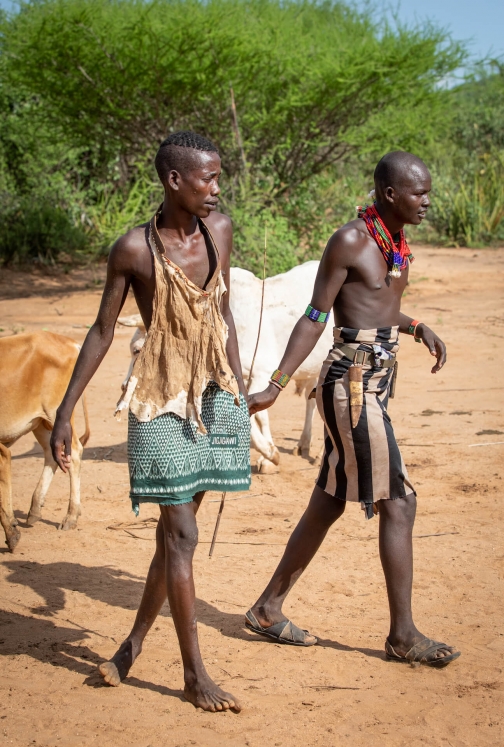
[350,239,409,296]
[157,231,216,290]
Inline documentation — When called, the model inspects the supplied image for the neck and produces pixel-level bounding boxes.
[374,201,404,237]
[156,193,199,242]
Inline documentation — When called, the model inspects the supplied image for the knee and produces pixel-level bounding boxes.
[380,493,416,527]
[324,498,346,526]
[401,492,417,522]
[306,488,346,528]
[166,524,199,556]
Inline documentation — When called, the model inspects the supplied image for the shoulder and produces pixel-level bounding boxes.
[323,219,369,267]
[205,211,232,242]
[205,211,232,264]
[107,223,150,271]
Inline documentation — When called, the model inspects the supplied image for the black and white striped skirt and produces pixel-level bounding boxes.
[315,326,415,519]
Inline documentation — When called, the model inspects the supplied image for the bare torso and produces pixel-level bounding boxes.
[109,212,227,332]
[323,218,409,329]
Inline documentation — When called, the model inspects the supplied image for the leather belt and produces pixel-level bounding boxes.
[336,343,396,368]
[308,345,397,400]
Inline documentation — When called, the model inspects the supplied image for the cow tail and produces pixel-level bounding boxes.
[79,392,91,446]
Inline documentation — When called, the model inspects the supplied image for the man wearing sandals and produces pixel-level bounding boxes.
[246,151,460,668]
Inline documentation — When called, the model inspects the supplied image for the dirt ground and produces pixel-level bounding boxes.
[1,246,503,747]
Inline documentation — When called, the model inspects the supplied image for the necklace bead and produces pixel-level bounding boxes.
[357,203,414,277]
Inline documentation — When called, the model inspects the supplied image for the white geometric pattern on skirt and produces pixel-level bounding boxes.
[128,383,251,513]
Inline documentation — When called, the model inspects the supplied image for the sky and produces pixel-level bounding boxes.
[0,0,503,67]
[360,0,504,64]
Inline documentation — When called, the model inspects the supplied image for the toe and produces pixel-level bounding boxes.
[226,694,241,712]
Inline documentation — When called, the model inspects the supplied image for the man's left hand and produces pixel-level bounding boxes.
[417,324,447,373]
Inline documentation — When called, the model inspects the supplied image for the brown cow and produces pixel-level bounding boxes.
[0,332,90,551]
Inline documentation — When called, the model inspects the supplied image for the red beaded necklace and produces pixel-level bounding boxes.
[357,203,414,278]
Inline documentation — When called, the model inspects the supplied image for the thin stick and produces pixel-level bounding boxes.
[209,492,227,557]
[208,91,258,558]
[230,86,247,174]
[246,225,267,391]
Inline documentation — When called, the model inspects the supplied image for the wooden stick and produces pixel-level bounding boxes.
[230,86,247,174]
[246,225,267,391]
[209,492,227,557]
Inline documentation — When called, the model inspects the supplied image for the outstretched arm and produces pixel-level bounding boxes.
[399,313,446,373]
[51,238,135,471]
[248,234,349,414]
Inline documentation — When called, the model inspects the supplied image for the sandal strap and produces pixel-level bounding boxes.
[245,609,312,645]
[277,620,310,644]
[405,638,450,662]
[245,609,261,629]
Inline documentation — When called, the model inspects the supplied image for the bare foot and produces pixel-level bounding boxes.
[98,639,141,686]
[184,672,241,712]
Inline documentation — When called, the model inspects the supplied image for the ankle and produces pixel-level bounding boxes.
[252,601,283,624]
[184,664,208,686]
[388,624,421,646]
[123,636,143,655]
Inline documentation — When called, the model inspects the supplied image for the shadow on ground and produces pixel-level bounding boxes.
[0,608,185,701]
[3,559,384,662]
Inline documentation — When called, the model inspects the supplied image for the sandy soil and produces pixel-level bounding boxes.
[1,246,503,747]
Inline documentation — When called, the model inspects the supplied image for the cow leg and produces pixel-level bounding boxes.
[250,415,280,474]
[255,409,274,445]
[253,410,280,474]
[27,422,58,526]
[293,378,318,460]
[59,419,83,531]
[0,442,20,552]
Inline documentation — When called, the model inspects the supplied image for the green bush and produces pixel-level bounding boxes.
[83,165,162,255]
[0,0,465,270]
[426,152,504,247]
[0,198,88,263]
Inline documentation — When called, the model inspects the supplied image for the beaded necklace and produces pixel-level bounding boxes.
[357,202,414,278]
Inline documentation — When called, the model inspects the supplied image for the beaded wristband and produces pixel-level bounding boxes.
[305,305,330,323]
[270,368,291,389]
[407,319,422,343]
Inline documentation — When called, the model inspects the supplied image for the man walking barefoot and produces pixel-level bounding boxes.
[246,151,460,668]
[51,132,250,711]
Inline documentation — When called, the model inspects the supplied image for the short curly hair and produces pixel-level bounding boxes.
[155,131,219,183]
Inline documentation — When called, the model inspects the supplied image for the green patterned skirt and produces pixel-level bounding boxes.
[128,383,251,514]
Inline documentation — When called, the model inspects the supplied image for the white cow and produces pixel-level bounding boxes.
[118,261,333,472]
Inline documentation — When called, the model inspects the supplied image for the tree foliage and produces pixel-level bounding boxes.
[413,61,504,247]
[2,0,493,267]
[1,0,463,186]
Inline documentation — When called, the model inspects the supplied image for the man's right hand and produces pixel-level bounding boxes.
[50,413,73,473]
[248,384,281,415]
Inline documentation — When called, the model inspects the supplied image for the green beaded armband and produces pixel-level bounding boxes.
[305,305,330,323]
